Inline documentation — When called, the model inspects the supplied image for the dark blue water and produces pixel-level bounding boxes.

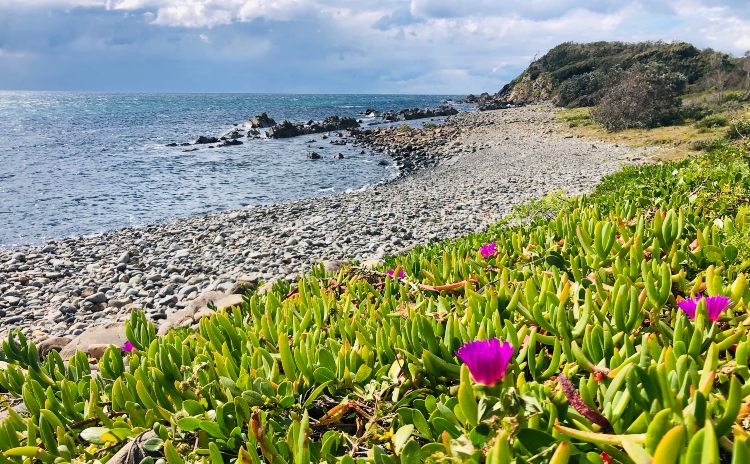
[0,92,461,247]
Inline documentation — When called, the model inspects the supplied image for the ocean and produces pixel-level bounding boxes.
[0,92,462,247]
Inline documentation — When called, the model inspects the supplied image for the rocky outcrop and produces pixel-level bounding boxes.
[382,106,458,122]
[267,116,360,139]
[195,136,220,144]
[58,322,127,360]
[463,93,513,111]
[497,72,553,105]
[250,112,277,128]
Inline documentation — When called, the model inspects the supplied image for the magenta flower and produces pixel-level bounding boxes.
[455,338,514,385]
[387,268,405,279]
[479,241,497,258]
[677,295,731,322]
[121,341,135,353]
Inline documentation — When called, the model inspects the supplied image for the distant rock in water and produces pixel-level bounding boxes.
[250,112,277,128]
[268,116,360,139]
[382,106,458,122]
[217,139,243,147]
[195,136,220,144]
[307,151,321,159]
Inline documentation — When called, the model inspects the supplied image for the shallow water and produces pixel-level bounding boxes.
[0,92,459,246]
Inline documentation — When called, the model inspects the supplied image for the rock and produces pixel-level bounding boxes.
[250,112,277,128]
[158,295,178,306]
[382,106,458,121]
[118,251,130,264]
[217,139,243,147]
[84,292,107,304]
[58,323,127,360]
[307,152,321,160]
[257,278,280,295]
[86,344,111,360]
[229,273,265,294]
[38,336,72,357]
[322,260,346,274]
[268,116,360,139]
[156,291,243,336]
[361,258,384,269]
[109,298,130,309]
[174,249,190,259]
[195,136,220,144]
[213,294,244,310]
[333,153,344,159]
[107,430,159,464]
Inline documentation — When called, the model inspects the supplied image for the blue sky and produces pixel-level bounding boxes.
[1,0,749,94]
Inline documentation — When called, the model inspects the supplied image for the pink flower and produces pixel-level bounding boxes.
[121,341,135,353]
[387,268,405,279]
[479,241,497,258]
[677,295,731,322]
[455,338,514,386]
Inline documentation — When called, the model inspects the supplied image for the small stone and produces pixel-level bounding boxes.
[158,295,178,306]
[84,292,107,304]
[118,251,130,264]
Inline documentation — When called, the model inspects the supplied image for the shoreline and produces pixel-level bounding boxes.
[0,104,657,339]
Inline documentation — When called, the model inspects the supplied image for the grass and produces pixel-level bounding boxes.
[557,90,750,160]
[1,145,750,463]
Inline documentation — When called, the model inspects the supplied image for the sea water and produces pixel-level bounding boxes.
[0,92,461,246]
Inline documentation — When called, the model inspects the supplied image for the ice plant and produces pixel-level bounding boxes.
[387,268,405,279]
[677,294,731,322]
[121,341,135,353]
[479,241,497,258]
[455,338,514,385]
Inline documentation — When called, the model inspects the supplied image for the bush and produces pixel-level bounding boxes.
[555,70,611,107]
[591,62,687,130]
[727,118,750,139]
[690,137,728,151]
[695,114,729,128]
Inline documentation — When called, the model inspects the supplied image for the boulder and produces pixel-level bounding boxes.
[217,139,243,147]
[268,116,360,139]
[382,106,458,121]
[58,323,127,360]
[156,291,245,336]
[307,151,321,159]
[268,120,303,138]
[250,112,277,128]
[195,136,220,144]
[38,336,72,357]
[229,273,265,294]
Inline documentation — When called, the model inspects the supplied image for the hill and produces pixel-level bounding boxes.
[479,41,749,108]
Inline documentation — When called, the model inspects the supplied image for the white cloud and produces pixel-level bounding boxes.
[1,0,749,92]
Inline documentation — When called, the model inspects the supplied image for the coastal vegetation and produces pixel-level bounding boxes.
[559,87,750,159]
[2,130,750,462]
[493,41,750,132]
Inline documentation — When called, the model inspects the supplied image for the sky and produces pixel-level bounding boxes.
[0,1,749,94]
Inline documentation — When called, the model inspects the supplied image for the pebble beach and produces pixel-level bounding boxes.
[0,104,657,341]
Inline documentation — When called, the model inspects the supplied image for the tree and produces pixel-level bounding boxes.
[591,63,687,131]
[743,51,750,90]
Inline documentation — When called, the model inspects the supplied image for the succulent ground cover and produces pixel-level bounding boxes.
[2,144,750,463]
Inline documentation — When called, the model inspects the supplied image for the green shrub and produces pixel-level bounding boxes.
[694,114,729,129]
[727,118,750,140]
[690,137,728,151]
[591,62,687,131]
